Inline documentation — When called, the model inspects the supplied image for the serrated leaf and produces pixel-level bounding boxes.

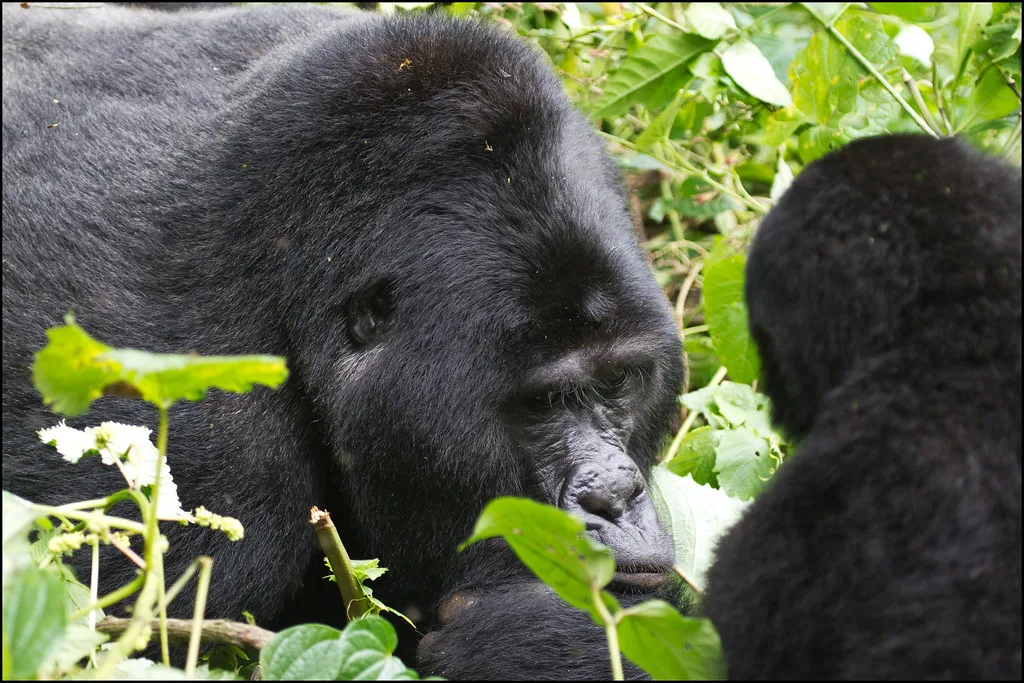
[618,600,725,680]
[721,39,792,107]
[39,624,108,677]
[32,315,288,414]
[591,33,713,118]
[649,467,749,592]
[460,497,614,618]
[714,428,776,501]
[702,255,760,384]
[2,564,67,680]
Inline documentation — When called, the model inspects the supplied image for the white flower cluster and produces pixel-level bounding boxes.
[38,420,189,520]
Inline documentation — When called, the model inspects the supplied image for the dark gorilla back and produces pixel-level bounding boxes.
[704,136,1022,679]
[2,4,684,678]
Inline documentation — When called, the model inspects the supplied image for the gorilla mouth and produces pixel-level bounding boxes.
[610,566,671,591]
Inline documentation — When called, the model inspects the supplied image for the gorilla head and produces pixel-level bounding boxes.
[1,6,683,678]
[705,135,1021,679]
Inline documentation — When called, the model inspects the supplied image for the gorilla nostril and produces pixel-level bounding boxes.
[578,489,625,523]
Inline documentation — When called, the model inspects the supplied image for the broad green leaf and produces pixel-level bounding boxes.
[591,33,713,118]
[714,428,777,501]
[261,624,345,680]
[2,564,68,680]
[790,16,898,126]
[721,39,792,107]
[797,123,848,163]
[666,426,719,487]
[958,3,994,70]
[261,617,417,681]
[649,467,749,592]
[973,4,1022,62]
[636,90,688,151]
[955,67,1021,132]
[460,497,614,618]
[702,255,760,384]
[33,315,288,414]
[684,3,736,40]
[870,3,938,22]
[618,600,725,680]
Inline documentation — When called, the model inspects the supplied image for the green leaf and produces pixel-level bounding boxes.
[666,426,720,487]
[790,16,898,126]
[683,3,736,40]
[591,33,713,118]
[635,89,688,151]
[39,624,109,677]
[460,497,614,618]
[958,2,994,70]
[33,315,288,414]
[714,428,777,501]
[618,600,725,680]
[649,467,749,592]
[955,67,1021,132]
[973,4,1022,62]
[261,624,345,679]
[2,564,68,680]
[261,617,417,681]
[870,3,938,22]
[702,255,760,384]
[721,39,793,107]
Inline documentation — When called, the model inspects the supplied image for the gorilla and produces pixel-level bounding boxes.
[704,135,1022,679]
[1,4,684,679]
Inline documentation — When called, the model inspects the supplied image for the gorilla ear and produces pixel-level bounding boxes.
[344,278,397,348]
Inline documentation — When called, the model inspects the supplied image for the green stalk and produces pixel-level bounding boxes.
[592,585,624,681]
[185,557,214,676]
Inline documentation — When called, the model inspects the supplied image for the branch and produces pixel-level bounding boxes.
[96,616,276,651]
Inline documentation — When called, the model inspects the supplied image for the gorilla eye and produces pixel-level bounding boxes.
[601,366,638,397]
[523,390,560,413]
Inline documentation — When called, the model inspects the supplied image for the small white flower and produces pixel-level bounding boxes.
[37,420,99,463]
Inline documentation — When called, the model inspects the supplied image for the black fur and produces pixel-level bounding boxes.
[704,135,1022,679]
[1,4,684,679]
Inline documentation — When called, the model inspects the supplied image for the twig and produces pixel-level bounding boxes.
[96,616,275,651]
[311,507,371,620]
[635,2,687,32]
[901,69,944,136]
[672,565,704,597]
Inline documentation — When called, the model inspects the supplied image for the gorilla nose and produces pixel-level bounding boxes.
[572,462,645,523]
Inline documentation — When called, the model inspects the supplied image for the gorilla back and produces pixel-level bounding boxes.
[2,4,684,678]
[704,136,1022,679]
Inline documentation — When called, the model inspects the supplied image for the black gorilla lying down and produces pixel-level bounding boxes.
[1,4,684,679]
[704,136,1022,679]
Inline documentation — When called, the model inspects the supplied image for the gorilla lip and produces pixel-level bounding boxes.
[610,568,670,590]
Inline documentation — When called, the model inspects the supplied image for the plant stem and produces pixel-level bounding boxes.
[311,507,371,620]
[800,2,939,138]
[31,507,145,534]
[592,585,624,681]
[96,616,276,651]
[69,574,145,623]
[902,68,944,136]
[155,407,170,666]
[185,557,214,676]
[89,539,100,630]
[664,365,728,462]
